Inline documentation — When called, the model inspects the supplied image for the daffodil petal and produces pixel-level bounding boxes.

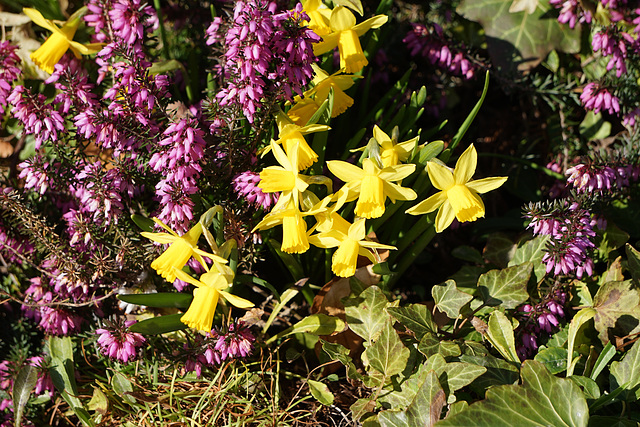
[359,240,396,251]
[352,14,388,37]
[327,160,365,183]
[173,268,203,287]
[347,218,367,241]
[383,182,417,202]
[435,200,456,233]
[312,31,341,56]
[454,144,477,184]
[219,291,254,309]
[405,191,447,215]
[308,230,344,248]
[299,124,331,135]
[192,247,227,264]
[427,161,454,190]
[23,8,59,33]
[466,176,508,194]
[140,231,176,244]
[152,217,178,235]
[68,40,103,55]
[330,6,356,31]
[373,125,390,144]
[379,163,416,181]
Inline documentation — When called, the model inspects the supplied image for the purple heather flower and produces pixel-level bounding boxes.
[85,0,111,42]
[0,41,21,116]
[565,162,639,193]
[109,0,158,46]
[580,82,620,115]
[96,319,146,363]
[27,357,55,397]
[623,107,640,127]
[212,321,255,362]
[233,171,277,210]
[72,161,125,225]
[0,219,34,266]
[549,0,593,28]
[7,86,66,149]
[516,288,568,360]
[46,57,99,114]
[592,28,635,77]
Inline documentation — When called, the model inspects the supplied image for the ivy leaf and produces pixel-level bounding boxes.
[418,333,461,359]
[482,233,516,268]
[378,370,446,427]
[12,364,38,427]
[344,286,390,344]
[460,354,519,394]
[438,361,588,427]
[478,263,532,309]
[432,280,473,319]
[534,347,568,375]
[508,235,549,282]
[486,310,521,363]
[457,0,580,71]
[387,303,436,340]
[363,321,410,377]
[112,372,135,405]
[592,280,640,344]
[610,339,640,401]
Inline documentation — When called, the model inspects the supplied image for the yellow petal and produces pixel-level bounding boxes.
[281,132,318,170]
[219,291,254,309]
[454,144,477,185]
[466,176,508,194]
[347,218,367,241]
[330,6,356,31]
[352,14,388,37]
[435,200,456,233]
[180,286,219,331]
[338,29,367,73]
[373,125,390,145]
[68,40,103,55]
[259,167,297,192]
[30,32,70,74]
[359,240,396,251]
[312,31,341,56]
[355,174,385,219]
[150,238,194,282]
[446,185,485,223]
[327,160,364,183]
[405,191,447,215]
[287,98,320,126]
[379,163,416,181]
[23,8,60,33]
[383,181,417,203]
[140,231,177,244]
[308,230,344,248]
[332,238,360,277]
[427,161,454,191]
[281,211,310,254]
[172,267,204,288]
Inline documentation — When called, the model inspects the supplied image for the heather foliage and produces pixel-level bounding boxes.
[0,0,640,426]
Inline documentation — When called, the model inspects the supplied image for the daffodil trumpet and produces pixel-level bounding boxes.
[24,7,103,74]
[406,144,508,233]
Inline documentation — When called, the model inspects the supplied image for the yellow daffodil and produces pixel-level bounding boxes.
[272,111,330,170]
[406,144,508,233]
[309,65,360,117]
[24,7,102,74]
[301,0,332,36]
[309,218,395,277]
[327,158,417,219]
[141,218,226,283]
[173,268,253,332]
[312,6,388,74]
[253,200,312,253]
[259,140,311,211]
[287,97,322,126]
[373,125,419,168]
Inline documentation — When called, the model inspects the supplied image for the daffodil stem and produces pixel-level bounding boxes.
[393,214,435,258]
[153,0,170,60]
[388,225,436,289]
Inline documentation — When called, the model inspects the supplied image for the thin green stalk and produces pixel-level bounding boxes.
[153,0,170,60]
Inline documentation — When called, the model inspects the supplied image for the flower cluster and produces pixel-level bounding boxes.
[233,171,278,210]
[549,0,592,29]
[591,27,636,78]
[525,201,597,278]
[0,219,34,266]
[8,86,66,149]
[0,41,21,116]
[580,82,620,116]
[565,162,640,194]
[516,288,568,360]
[96,319,146,363]
[403,23,475,79]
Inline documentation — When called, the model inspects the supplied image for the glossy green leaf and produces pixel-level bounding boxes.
[418,333,461,359]
[432,280,473,319]
[416,140,444,165]
[452,245,484,264]
[378,370,445,427]
[610,339,640,401]
[363,321,410,377]
[570,376,601,400]
[117,292,193,309]
[321,340,363,381]
[579,111,611,141]
[372,262,394,275]
[482,233,517,268]
[592,280,640,345]
[131,214,155,232]
[589,342,616,381]
[267,314,345,344]
[344,286,390,344]
[478,263,532,309]
[448,70,490,153]
[307,379,334,406]
[128,313,188,335]
[460,354,519,394]
[112,372,135,404]
[566,308,596,377]
[625,243,640,282]
[13,364,38,427]
[457,0,580,71]
[87,386,109,415]
[534,347,567,374]
[486,310,520,363]
[387,303,436,340]
[438,361,588,427]
[508,235,549,282]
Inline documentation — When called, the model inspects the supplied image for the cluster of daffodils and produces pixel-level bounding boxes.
[142,216,253,332]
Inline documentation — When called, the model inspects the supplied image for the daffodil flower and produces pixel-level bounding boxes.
[309,218,395,277]
[406,144,508,233]
[301,0,332,36]
[373,125,419,168]
[327,158,417,219]
[308,65,360,118]
[312,6,388,74]
[141,218,226,283]
[24,7,102,74]
[272,112,330,170]
[287,97,322,126]
[259,140,311,211]
[173,268,253,332]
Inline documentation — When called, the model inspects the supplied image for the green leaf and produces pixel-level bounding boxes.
[12,364,38,427]
[588,416,637,427]
[344,286,390,344]
[112,372,135,405]
[597,223,629,259]
[579,111,611,141]
[387,303,436,340]
[486,310,521,363]
[416,140,444,165]
[438,361,588,427]
[534,347,568,374]
[87,386,109,415]
[267,314,345,344]
[478,263,532,309]
[590,342,616,381]
[482,233,516,268]
[448,71,490,153]
[610,339,640,401]
[592,280,640,345]
[508,235,549,282]
[457,0,580,71]
[263,287,299,334]
[378,370,446,427]
[128,313,188,335]
[372,262,394,275]
[450,265,485,295]
[625,244,640,282]
[148,59,185,74]
[307,379,334,406]
[363,321,410,377]
[440,362,487,395]
[570,376,601,400]
[567,308,596,377]
[321,341,363,381]
[452,245,484,264]
[417,333,461,359]
[267,239,305,280]
[460,354,519,394]
[432,280,473,319]
[117,292,193,309]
